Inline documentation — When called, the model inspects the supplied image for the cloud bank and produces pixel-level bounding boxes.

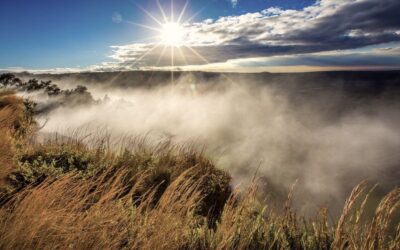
[103,0,400,71]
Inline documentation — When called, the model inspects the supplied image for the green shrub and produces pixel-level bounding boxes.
[6,144,103,194]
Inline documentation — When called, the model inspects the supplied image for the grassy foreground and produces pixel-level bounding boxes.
[0,91,399,250]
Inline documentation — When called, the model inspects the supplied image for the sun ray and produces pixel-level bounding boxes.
[184,45,210,64]
[184,8,204,23]
[109,42,162,84]
[123,20,162,33]
[169,0,175,23]
[132,42,162,66]
[171,45,175,88]
[156,45,168,66]
[177,0,189,24]
[130,35,164,43]
[137,4,164,26]
[156,0,169,23]
[184,45,237,84]
[147,45,169,84]
[177,46,188,66]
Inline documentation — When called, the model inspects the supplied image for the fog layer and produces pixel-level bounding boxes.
[28,73,400,215]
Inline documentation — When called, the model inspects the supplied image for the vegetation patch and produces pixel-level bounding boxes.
[0,90,399,249]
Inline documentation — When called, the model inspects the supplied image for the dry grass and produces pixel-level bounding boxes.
[0,91,28,187]
[0,169,398,250]
[0,92,399,249]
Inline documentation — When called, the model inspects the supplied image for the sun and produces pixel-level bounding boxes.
[160,22,185,46]
[122,0,210,86]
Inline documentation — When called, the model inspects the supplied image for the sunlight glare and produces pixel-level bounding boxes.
[161,22,185,46]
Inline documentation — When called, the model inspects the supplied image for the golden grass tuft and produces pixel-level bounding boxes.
[0,91,26,187]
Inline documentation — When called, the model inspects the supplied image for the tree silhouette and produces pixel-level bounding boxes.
[0,73,16,86]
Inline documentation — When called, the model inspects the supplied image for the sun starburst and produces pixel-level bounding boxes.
[160,22,185,46]
[117,0,212,87]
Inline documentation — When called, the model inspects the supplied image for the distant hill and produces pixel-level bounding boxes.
[15,70,400,99]
[15,69,400,86]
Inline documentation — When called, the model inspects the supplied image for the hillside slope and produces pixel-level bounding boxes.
[0,91,399,249]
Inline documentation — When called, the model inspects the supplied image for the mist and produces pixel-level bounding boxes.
[21,72,400,215]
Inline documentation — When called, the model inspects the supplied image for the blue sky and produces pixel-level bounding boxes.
[1,0,399,72]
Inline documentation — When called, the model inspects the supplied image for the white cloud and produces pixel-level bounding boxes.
[102,0,400,69]
[4,43,400,74]
[230,0,238,8]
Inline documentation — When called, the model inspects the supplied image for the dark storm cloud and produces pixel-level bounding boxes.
[229,50,400,68]
[286,0,400,47]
